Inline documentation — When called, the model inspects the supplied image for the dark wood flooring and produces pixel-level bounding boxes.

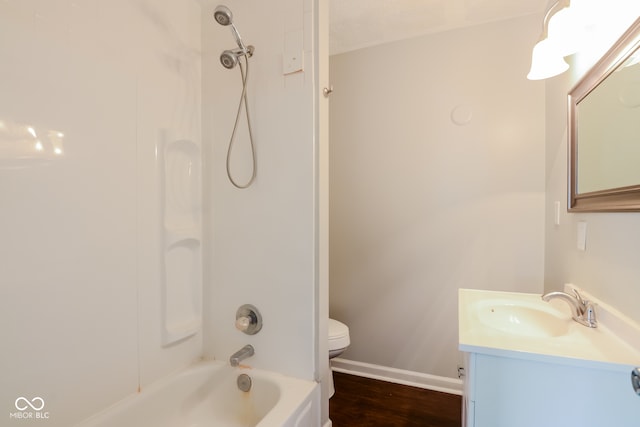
[329,371,462,427]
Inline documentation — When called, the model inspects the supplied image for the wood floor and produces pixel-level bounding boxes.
[329,371,462,427]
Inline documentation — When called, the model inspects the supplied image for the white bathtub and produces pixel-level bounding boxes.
[75,361,319,427]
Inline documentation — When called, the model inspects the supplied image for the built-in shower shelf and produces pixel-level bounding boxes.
[162,319,200,345]
[164,226,201,247]
[159,132,202,347]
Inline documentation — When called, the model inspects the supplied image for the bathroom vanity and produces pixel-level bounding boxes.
[459,289,640,427]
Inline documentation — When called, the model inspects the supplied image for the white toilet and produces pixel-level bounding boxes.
[328,318,350,358]
[328,318,350,397]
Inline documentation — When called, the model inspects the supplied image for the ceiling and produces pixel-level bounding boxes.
[329,0,550,55]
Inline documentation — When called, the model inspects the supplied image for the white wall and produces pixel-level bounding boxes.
[0,1,202,425]
[329,15,546,379]
[201,0,323,384]
[544,13,640,325]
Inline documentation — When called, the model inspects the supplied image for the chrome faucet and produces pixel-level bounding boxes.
[541,289,597,328]
[230,344,254,367]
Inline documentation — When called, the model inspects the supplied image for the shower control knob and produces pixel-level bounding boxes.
[235,304,262,335]
[235,316,251,332]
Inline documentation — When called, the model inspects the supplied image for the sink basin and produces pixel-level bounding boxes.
[474,299,571,338]
[459,288,640,368]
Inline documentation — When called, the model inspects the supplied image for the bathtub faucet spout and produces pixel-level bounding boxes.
[230,344,254,367]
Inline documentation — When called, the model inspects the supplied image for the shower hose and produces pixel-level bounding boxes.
[226,55,256,189]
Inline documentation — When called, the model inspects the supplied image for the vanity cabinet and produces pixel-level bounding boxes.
[459,288,640,427]
[463,352,639,427]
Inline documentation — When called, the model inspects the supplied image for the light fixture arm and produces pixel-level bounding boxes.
[539,0,571,40]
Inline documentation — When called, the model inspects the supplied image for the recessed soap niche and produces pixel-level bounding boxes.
[159,131,202,346]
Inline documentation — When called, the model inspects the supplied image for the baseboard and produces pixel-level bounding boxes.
[331,358,463,396]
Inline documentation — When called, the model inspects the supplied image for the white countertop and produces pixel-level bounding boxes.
[459,288,640,371]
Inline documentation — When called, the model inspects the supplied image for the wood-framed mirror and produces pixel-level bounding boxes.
[568,17,640,212]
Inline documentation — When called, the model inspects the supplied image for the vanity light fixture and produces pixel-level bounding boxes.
[527,36,570,80]
[527,0,572,80]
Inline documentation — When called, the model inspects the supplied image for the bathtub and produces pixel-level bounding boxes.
[75,360,319,427]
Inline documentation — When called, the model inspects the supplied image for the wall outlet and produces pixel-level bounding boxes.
[577,221,587,251]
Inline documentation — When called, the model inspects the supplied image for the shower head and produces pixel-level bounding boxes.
[214,5,253,69]
[220,49,239,69]
[214,5,233,26]
[220,46,254,69]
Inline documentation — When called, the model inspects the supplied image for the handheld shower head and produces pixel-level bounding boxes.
[214,5,257,188]
[214,5,253,68]
[214,5,233,26]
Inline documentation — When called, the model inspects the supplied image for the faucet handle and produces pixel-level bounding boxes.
[235,304,262,335]
[235,316,251,332]
[585,302,597,327]
[572,288,587,305]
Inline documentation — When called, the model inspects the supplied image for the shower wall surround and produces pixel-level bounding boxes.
[201,0,323,382]
[0,1,202,425]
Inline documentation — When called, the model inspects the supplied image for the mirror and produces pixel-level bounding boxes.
[569,17,640,211]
